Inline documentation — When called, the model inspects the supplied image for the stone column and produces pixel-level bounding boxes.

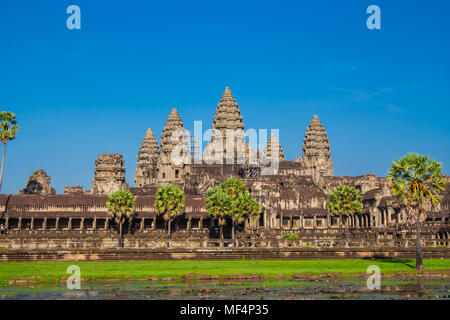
[313,215,317,229]
[187,218,192,229]
[55,217,59,230]
[5,218,9,229]
[93,217,97,230]
[30,217,34,230]
[68,218,72,230]
[280,213,283,229]
[140,218,144,231]
[290,217,293,229]
[105,218,109,229]
[18,217,22,230]
[80,218,85,230]
[43,217,47,230]
[152,218,156,229]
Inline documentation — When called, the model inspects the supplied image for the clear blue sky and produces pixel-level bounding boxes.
[0,0,449,194]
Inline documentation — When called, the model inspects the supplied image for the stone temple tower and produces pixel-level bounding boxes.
[302,115,333,178]
[156,108,186,184]
[91,153,129,194]
[263,133,285,162]
[135,128,160,187]
[210,87,245,163]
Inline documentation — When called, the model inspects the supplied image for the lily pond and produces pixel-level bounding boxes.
[1,276,449,300]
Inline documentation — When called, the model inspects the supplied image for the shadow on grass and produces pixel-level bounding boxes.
[362,257,415,269]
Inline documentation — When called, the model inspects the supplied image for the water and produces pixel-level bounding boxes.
[1,276,449,300]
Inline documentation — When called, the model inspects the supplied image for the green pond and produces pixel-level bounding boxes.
[0,276,449,300]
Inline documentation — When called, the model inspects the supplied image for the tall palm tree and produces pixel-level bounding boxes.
[206,178,261,241]
[221,178,249,239]
[327,185,363,229]
[0,111,19,192]
[154,185,185,240]
[106,190,136,248]
[205,186,232,242]
[233,193,261,238]
[388,153,445,274]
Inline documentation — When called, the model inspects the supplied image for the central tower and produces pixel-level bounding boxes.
[209,87,245,164]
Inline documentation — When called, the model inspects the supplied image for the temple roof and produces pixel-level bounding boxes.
[160,108,185,152]
[263,133,285,161]
[212,87,245,133]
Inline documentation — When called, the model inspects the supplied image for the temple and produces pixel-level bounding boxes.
[0,87,449,250]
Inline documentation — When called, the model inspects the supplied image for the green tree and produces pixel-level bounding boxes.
[327,185,363,229]
[388,153,445,274]
[154,185,185,240]
[106,190,136,248]
[205,186,232,241]
[0,111,19,192]
[206,178,261,241]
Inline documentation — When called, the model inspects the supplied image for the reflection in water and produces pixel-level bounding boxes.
[1,276,449,300]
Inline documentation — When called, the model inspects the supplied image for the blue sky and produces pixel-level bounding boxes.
[0,0,449,194]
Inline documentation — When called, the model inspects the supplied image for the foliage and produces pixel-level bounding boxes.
[106,190,136,223]
[0,111,19,191]
[282,233,299,240]
[205,178,261,223]
[327,185,363,216]
[387,153,445,273]
[154,185,185,221]
[205,186,233,223]
[388,153,445,210]
[0,111,18,144]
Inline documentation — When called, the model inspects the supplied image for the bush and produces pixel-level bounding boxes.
[282,233,299,240]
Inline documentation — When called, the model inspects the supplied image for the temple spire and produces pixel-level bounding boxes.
[264,133,285,161]
[135,128,160,187]
[160,108,184,153]
[302,115,333,176]
[210,87,245,163]
[212,87,245,133]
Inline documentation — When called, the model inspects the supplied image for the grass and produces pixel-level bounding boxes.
[0,259,449,283]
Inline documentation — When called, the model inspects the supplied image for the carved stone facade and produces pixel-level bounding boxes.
[302,115,333,177]
[3,87,448,249]
[263,133,285,162]
[19,169,56,195]
[156,108,187,185]
[91,153,129,194]
[135,128,160,187]
[64,185,83,195]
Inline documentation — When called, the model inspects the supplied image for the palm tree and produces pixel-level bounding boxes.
[205,186,232,242]
[106,190,136,248]
[0,111,19,192]
[388,153,445,274]
[206,178,261,241]
[233,193,261,238]
[154,185,185,240]
[327,185,363,229]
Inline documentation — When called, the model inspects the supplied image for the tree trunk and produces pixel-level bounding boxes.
[232,221,235,240]
[168,218,171,239]
[220,224,223,241]
[119,221,123,248]
[0,143,6,192]
[416,209,424,274]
